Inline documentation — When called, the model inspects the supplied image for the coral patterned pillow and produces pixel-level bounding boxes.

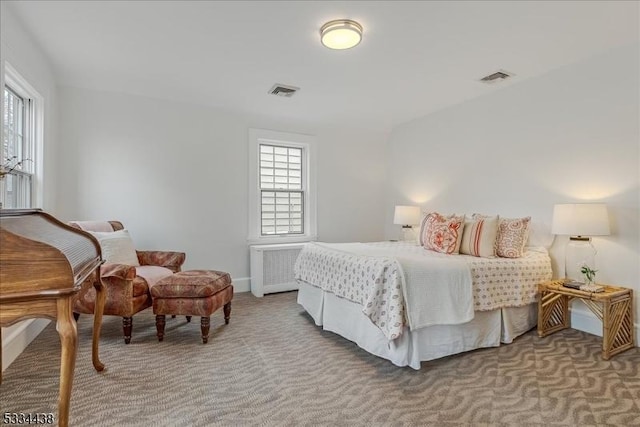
[495,217,531,258]
[421,213,465,254]
[460,215,499,257]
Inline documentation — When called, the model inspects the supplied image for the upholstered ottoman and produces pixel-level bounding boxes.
[151,270,233,343]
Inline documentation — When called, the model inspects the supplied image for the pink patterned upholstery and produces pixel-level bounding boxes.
[151,270,231,298]
[153,286,233,317]
[137,251,185,272]
[69,220,186,344]
[151,269,233,344]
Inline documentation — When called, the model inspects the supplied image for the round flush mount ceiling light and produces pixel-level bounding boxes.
[320,19,363,50]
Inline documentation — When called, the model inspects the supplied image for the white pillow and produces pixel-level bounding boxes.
[89,229,140,266]
[526,221,554,249]
[460,215,499,257]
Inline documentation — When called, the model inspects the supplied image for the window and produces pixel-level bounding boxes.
[259,144,304,235]
[1,64,42,209]
[249,129,316,244]
[2,86,31,208]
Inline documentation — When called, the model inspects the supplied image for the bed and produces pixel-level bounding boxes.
[294,240,553,369]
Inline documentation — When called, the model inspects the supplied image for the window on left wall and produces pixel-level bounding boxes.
[2,65,42,209]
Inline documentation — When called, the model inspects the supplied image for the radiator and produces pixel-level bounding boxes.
[249,243,307,297]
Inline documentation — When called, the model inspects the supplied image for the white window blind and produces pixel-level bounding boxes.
[259,144,304,235]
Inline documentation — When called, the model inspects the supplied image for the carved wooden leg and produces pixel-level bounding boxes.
[122,317,132,344]
[186,315,192,323]
[156,315,166,342]
[91,276,105,371]
[223,302,231,325]
[201,316,210,344]
[73,312,80,322]
[57,296,78,427]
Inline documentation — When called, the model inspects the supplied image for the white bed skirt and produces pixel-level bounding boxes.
[297,282,537,370]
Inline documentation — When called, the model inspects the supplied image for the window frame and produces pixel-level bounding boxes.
[248,128,316,244]
[259,144,304,236]
[1,62,44,209]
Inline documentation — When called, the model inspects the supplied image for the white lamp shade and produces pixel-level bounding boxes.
[393,205,421,226]
[551,203,610,236]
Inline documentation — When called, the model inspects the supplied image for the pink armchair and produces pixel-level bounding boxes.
[69,221,185,343]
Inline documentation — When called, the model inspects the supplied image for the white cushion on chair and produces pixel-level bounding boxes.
[135,266,174,288]
[89,229,140,266]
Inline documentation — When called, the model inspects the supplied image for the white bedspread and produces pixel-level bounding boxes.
[295,241,553,341]
[395,251,473,330]
[294,242,474,339]
[368,241,553,312]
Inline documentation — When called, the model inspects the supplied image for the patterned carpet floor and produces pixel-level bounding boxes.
[1,291,639,426]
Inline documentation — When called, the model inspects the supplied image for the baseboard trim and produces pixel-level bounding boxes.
[233,277,250,293]
[2,318,51,372]
[570,304,639,346]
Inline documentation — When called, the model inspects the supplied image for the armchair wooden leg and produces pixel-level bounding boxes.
[73,312,80,322]
[223,302,231,325]
[122,317,132,344]
[186,316,192,323]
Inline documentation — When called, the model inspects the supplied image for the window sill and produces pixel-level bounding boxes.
[247,235,317,246]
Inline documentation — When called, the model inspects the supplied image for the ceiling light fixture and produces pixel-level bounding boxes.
[320,19,363,50]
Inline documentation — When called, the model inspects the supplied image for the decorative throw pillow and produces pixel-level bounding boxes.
[495,217,531,258]
[421,212,465,255]
[417,212,429,246]
[418,212,458,246]
[89,229,140,266]
[460,215,499,257]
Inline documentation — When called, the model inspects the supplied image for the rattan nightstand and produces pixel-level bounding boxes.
[538,279,635,360]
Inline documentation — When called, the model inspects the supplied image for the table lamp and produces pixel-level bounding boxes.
[551,203,610,282]
[393,205,421,242]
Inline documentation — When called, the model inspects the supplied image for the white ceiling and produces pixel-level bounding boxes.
[6,1,639,133]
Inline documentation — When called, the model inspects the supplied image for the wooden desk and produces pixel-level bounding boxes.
[538,279,635,360]
[1,209,106,427]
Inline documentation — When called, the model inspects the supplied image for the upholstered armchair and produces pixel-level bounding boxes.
[69,220,186,343]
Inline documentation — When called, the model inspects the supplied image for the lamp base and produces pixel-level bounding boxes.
[565,236,596,282]
[401,226,417,243]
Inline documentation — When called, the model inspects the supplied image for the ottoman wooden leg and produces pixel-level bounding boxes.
[224,302,231,325]
[201,316,210,344]
[156,315,166,342]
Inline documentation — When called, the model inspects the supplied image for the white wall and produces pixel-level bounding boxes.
[385,43,640,342]
[1,3,59,212]
[55,86,388,291]
[1,2,59,371]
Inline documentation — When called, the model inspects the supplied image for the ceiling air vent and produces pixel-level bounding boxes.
[479,70,514,84]
[268,84,300,97]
